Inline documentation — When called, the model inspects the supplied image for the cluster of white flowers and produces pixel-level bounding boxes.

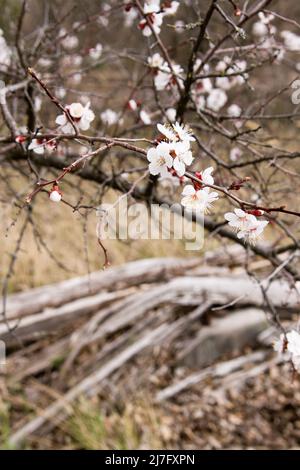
[192,57,248,113]
[147,122,221,214]
[148,53,183,91]
[0,29,11,69]
[224,208,269,243]
[274,330,300,373]
[251,13,298,60]
[56,102,95,133]
[146,123,269,226]
[252,12,276,38]
[124,1,179,37]
[147,122,195,177]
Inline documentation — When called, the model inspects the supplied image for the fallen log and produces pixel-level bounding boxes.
[2,257,200,322]
[2,273,298,348]
[70,275,299,347]
[0,288,133,346]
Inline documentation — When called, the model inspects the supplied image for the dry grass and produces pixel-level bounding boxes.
[0,171,198,292]
[67,396,167,450]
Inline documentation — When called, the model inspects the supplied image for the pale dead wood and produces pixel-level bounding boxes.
[156,351,268,402]
[2,257,201,322]
[217,356,283,391]
[0,288,133,346]
[65,275,300,357]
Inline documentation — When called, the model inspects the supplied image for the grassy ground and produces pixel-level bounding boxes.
[0,173,199,292]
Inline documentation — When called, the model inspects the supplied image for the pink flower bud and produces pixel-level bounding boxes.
[49,185,62,202]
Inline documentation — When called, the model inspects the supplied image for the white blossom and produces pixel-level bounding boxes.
[171,140,194,176]
[148,120,196,177]
[124,5,139,27]
[173,121,195,143]
[89,43,103,60]
[252,21,268,37]
[165,108,176,122]
[56,102,95,133]
[139,13,163,37]
[236,217,269,243]
[194,58,210,74]
[194,78,213,94]
[230,147,242,161]
[144,0,160,14]
[215,76,232,91]
[181,186,219,213]
[154,68,171,90]
[100,109,119,126]
[148,53,165,69]
[72,55,83,67]
[215,58,247,90]
[274,330,300,372]
[128,99,138,111]
[163,1,180,16]
[140,109,152,124]
[231,60,248,85]
[227,104,242,117]
[28,139,46,155]
[50,190,62,202]
[198,167,215,186]
[206,88,228,112]
[258,12,274,24]
[157,122,177,141]
[154,63,183,91]
[147,142,173,177]
[224,209,254,232]
[215,56,231,72]
[252,13,275,37]
[157,121,195,144]
[56,87,66,99]
[195,95,206,112]
[71,73,82,85]
[281,31,300,51]
[59,29,79,50]
[286,330,300,357]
